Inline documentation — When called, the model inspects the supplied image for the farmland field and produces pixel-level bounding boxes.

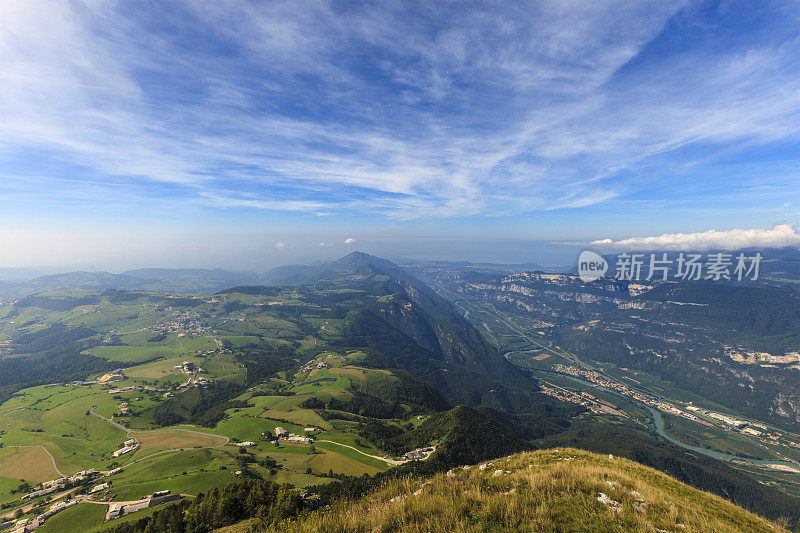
[0,447,59,482]
[107,448,239,500]
[0,284,448,531]
[127,429,228,460]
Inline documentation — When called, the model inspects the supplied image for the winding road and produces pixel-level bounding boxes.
[89,403,128,432]
[89,402,230,468]
[315,440,436,466]
[316,440,405,465]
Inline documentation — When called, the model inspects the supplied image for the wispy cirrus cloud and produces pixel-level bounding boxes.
[1,0,799,222]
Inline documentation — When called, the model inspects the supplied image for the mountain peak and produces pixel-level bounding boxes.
[338,250,371,260]
[336,251,391,266]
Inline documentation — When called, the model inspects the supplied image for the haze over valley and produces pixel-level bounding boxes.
[3,0,800,531]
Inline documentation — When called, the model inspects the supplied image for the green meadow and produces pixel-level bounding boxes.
[37,503,108,533]
[0,288,427,530]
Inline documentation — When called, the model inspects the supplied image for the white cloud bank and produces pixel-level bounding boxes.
[590,223,800,251]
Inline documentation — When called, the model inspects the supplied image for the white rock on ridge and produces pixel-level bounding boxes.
[597,493,613,505]
[597,492,622,514]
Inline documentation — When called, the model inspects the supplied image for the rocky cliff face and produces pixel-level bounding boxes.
[424,268,800,431]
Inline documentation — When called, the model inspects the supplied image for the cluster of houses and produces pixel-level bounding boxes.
[147,309,211,338]
[274,427,313,444]
[11,470,106,531]
[7,492,94,531]
[173,360,205,375]
[683,405,790,442]
[538,383,622,416]
[22,470,97,501]
[7,470,178,531]
[300,359,329,373]
[552,364,714,426]
[171,360,213,389]
[33,497,80,523]
[108,386,136,395]
[112,438,138,458]
[401,446,435,461]
[8,514,49,532]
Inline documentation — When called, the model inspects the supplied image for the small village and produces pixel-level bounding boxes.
[551,364,800,455]
[6,451,180,532]
[272,427,313,445]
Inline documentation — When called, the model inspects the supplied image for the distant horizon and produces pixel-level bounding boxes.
[0,245,578,276]
[1,240,798,280]
[2,1,799,269]
[1,3,799,530]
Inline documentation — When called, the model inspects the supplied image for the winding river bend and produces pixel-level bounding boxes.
[536,372,800,470]
[645,406,800,469]
[457,299,800,471]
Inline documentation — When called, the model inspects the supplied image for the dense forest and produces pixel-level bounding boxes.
[108,479,303,533]
[0,324,115,405]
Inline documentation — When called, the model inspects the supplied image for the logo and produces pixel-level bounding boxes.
[578,250,608,282]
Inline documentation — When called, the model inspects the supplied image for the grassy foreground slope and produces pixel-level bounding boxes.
[226,449,784,533]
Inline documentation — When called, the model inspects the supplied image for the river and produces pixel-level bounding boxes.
[540,372,800,470]
[461,301,800,471]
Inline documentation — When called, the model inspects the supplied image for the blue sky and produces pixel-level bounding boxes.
[1,0,799,269]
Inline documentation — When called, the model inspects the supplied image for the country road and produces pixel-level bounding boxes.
[89,403,230,468]
[120,434,231,468]
[0,486,76,520]
[315,440,409,465]
[89,403,128,433]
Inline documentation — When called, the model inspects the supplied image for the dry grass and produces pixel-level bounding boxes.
[130,429,228,453]
[0,446,59,482]
[231,448,784,533]
[258,409,332,430]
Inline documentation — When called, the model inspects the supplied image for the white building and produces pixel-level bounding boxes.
[90,483,110,494]
[113,445,136,458]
